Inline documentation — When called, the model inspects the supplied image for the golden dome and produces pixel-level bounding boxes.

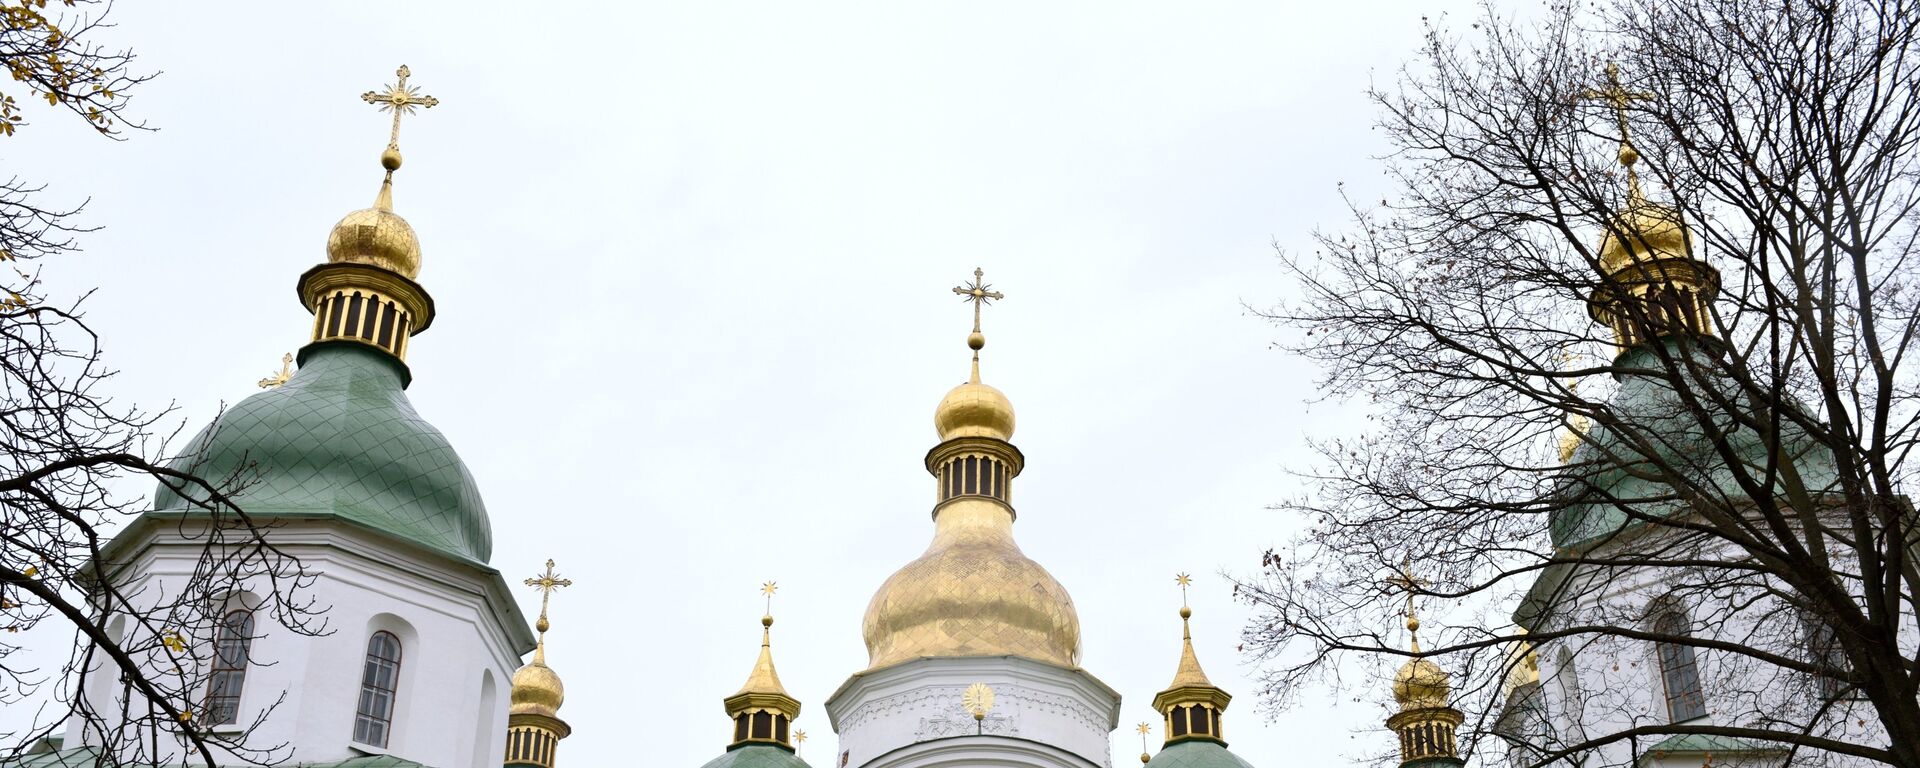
[510,651,565,719]
[324,149,421,279]
[326,206,421,279]
[1391,656,1449,710]
[1598,201,1690,276]
[862,499,1080,669]
[934,379,1016,442]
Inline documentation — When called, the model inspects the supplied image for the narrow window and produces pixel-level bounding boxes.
[947,461,961,498]
[1554,647,1584,725]
[377,302,397,349]
[327,293,347,337]
[1170,706,1189,737]
[734,715,749,742]
[344,293,364,340]
[965,456,978,494]
[775,714,789,743]
[994,462,1006,499]
[751,711,773,739]
[1653,610,1706,721]
[354,631,403,747]
[204,609,254,725]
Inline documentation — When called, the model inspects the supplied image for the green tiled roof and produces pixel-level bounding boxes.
[151,342,491,563]
[1644,733,1784,755]
[696,744,813,768]
[1550,342,1841,550]
[1145,740,1256,768]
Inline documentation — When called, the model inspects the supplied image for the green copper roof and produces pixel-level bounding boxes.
[1145,740,1256,768]
[1644,733,1784,755]
[1550,342,1840,550]
[696,744,814,768]
[152,342,491,563]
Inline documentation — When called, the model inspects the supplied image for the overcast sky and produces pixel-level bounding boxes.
[6,2,1480,766]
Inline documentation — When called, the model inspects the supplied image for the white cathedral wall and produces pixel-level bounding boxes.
[825,656,1122,768]
[1516,528,1899,768]
[65,519,522,768]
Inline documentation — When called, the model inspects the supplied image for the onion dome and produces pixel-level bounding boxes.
[863,269,1082,669]
[325,149,422,279]
[1385,613,1464,768]
[1581,64,1719,350]
[152,343,490,562]
[507,560,573,768]
[1145,578,1252,768]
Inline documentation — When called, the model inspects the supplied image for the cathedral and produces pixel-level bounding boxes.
[11,54,1850,768]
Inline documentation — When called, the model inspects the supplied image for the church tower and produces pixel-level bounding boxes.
[1142,575,1256,768]
[825,269,1121,768]
[69,66,534,767]
[696,584,814,768]
[1384,611,1463,768]
[506,561,574,768]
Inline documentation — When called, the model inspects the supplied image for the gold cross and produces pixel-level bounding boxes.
[523,559,572,633]
[1385,560,1429,651]
[257,352,294,389]
[1580,62,1654,199]
[1175,572,1193,608]
[795,729,808,757]
[360,65,440,151]
[762,580,779,615]
[952,267,1004,335]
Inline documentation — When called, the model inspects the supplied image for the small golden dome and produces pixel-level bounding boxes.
[1391,656,1450,710]
[1598,202,1690,276]
[510,655,565,719]
[862,501,1079,668]
[326,205,421,279]
[934,381,1015,442]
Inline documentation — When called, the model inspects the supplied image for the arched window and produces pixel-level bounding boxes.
[1652,609,1706,722]
[354,631,403,747]
[205,610,254,725]
[1803,611,1852,700]
[1553,646,1583,726]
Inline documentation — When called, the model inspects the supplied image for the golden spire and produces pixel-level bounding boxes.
[725,581,801,749]
[1384,563,1463,768]
[1152,573,1232,747]
[303,65,440,365]
[932,267,1017,442]
[506,560,573,768]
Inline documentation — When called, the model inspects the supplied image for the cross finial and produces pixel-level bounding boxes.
[1579,61,1655,202]
[761,580,779,617]
[360,65,440,153]
[795,729,808,757]
[257,352,294,389]
[952,267,1005,381]
[1385,559,1430,652]
[523,559,572,641]
[1137,722,1153,764]
[1175,572,1193,609]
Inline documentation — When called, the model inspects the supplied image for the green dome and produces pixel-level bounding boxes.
[1146,740,1256,768]
[696,745,813,768]
[153,342,491,563]
[1552,342,1840,548]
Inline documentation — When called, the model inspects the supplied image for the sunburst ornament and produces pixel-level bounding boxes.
[962,683,996,721]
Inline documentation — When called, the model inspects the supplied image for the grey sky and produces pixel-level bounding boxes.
[7,2,1476,765]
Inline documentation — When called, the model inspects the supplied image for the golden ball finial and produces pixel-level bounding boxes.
[1141,753,1151,765]
[1406,615,1420,633]
[763,614,774,628]
[536,616,550,634]
[968,332,986,351]
[1618,144,1639,167]
[1179,606,1192,620]
[381,147,403,171]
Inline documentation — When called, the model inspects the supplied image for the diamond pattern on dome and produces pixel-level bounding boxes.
[153,343,490,563]
[1146,740,1255,768]
[697,744,814,768]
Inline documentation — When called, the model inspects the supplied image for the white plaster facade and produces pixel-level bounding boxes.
[67,517,531,768]
[1506,528,1899,768]
[825,655,1122,768]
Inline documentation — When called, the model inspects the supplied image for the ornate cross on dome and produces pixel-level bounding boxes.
[953,267,1004,335]
[360,64,440,152]
[1580,62,1654,199]
[524,559,572,635]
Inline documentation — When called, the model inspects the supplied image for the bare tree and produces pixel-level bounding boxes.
[1239,0,1920,766]
[0,2,321,766]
